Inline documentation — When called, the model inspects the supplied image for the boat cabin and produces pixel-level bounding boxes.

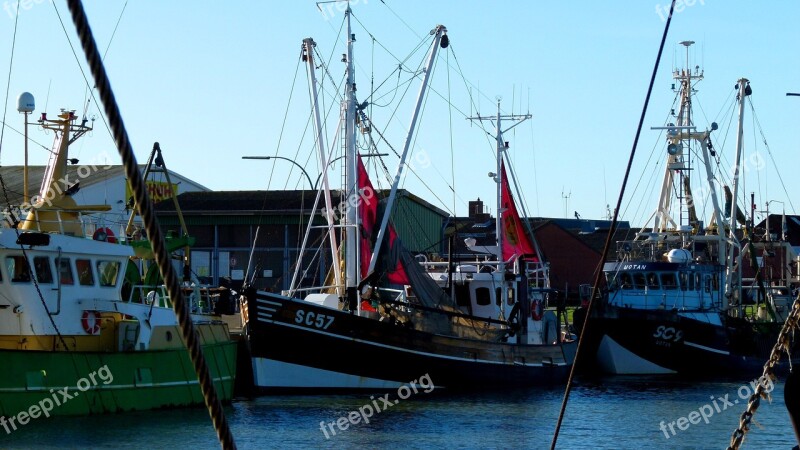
[604,261,724,311]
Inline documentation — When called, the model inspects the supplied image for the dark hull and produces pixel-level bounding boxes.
[582,303,798,377]
[244,291,575,391]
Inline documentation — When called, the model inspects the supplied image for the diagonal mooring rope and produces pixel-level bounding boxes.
[64,1,236,448]
[550,1,677,448]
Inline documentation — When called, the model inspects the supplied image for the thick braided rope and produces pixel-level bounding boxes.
[65,1,236,448]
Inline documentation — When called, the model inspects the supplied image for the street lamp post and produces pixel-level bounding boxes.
[244,153,389,192]
[242,156,314,191]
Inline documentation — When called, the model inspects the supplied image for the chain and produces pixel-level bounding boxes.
[728,295,800,449]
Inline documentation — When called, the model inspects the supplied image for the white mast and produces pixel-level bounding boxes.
[724,78,750,296]
[366,25,448,275]
[653,40,702,233]
[467,101,530,270]
[495,101,504,274]
[301,37,344,297]
[344,6,359,304]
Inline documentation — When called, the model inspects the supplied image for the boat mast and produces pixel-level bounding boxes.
[344,6,359,305]
[653,41,702,233]
[495,101,503,274]
[723,78,750,297]
[367,25,448,275]
[467,101,530,272]
[302,36,344,297]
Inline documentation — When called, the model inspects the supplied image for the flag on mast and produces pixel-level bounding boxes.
[500,161,538,261]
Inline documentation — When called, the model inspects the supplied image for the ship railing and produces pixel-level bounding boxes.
[374,286,512,328]
[11,208,89,235]
[287,284,344,294]
[129,283,219,314]
[525,260,551,290]
[614,238,722,262]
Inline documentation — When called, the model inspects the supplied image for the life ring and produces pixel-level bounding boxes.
[81,310,102,335]
[530,299,543,321]
[92,227,117,243]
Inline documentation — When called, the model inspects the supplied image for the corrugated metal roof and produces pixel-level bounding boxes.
[0,165,210,205]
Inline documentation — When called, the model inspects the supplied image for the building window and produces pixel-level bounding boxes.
[76,259,94,286]
[33,257,53,284]
[97,261,121,287]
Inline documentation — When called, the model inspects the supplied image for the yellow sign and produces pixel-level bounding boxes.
[125,181,178,204]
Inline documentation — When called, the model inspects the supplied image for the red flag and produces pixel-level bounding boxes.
[357,156,410,285]
[357,156,378,279]
[500,161,538,261]
[385,225,410,285]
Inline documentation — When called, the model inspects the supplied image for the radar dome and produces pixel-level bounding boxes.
[17,92,34,113]
[666,249,692,264]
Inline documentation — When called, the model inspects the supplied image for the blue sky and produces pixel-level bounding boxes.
[0,0,798,224]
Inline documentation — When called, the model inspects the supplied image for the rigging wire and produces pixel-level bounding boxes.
[447,47,456,221]
[0,0,20,162]
[527,88,540,215]
[0,0,73,353]
[264,55,301,192]
[550,1,677,447]
[50,1,115,147]
[749,96,795,213]
[64,2,235,448]
[82,0,128,119]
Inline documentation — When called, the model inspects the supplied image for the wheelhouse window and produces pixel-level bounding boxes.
[33,257,53,284]
[661,273,677,290]
[57,257,74,285]
[679,272,688,291]
[646,272,660,289]
[475,287,491,306]
[7,256,31,283]
[97,261,121,287]
[632,273,646,290]
[619,272,633,290]
[76,259,94,286]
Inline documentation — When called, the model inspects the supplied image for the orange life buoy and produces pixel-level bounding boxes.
[81,310,102,335]
[530,299,543,321]
[92,227,117,243]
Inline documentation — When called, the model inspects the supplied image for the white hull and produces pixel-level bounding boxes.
[252,357,404,390]
[596,335,676,375]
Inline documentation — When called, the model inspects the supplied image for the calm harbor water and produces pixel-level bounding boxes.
[2,376,796,449]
